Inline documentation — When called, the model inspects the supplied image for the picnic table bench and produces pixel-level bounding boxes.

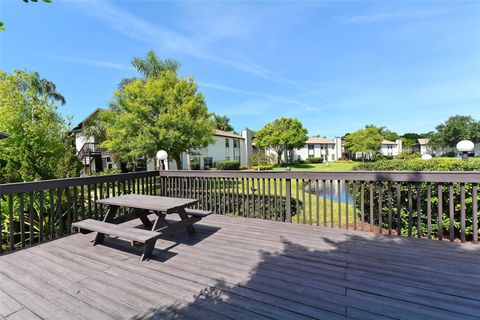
[73,194,211,261]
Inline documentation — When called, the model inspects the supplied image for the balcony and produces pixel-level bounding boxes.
[0,170,479,319]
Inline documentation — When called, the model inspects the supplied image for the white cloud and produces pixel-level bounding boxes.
[338,10,445,25]
[198,82,311,108]
[57,56,134,71]
[76,0,305,89]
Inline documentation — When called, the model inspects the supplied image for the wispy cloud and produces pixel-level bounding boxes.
[338,10,445,24]
[57,56,134,71]
[75,0,306,89]
[198,82,311,108]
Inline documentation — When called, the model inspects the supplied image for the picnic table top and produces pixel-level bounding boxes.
[96,194,198,213]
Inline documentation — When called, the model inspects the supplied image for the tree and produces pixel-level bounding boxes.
[30,72,66,105]
[366,125,399,141]
[433,115,480,147]
[211,113,234,132]
[255,118,308,164]
[1,0,52,31]
[103,73,215,169]
[344,127,383,160]
[119,50,180,89]
[0,70,79,182]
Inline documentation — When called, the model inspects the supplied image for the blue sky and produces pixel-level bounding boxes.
[1,0,479,137]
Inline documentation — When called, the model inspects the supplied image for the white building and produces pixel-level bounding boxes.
[265,137,343,163]
[71,109,115,175]
[156,129,253,170]
[379,139,403,157]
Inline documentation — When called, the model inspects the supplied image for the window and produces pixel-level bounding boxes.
[190,157,200,170]
[308,144,314,150]
[226,156,230,161]
[233,139,240,148]
[203,157,213,168]
[331,155,335,161]
[234,155,240,162]
[308,154,314,158]
[225,139,230,148]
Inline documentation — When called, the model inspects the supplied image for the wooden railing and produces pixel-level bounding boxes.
[0,171,158,254]
[1,170,479,254]
[159,170,479,243]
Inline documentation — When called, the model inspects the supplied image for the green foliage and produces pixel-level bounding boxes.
[248,151,275,167]
[240,165,249,170]
[432,115,480,148]
[305,157,323,164]
[255,118,308,164]
[216,160,240,170]
[396,150,421,160]
[355,158,480,171]
[104,73,215,169]
[119,50,180,89]
[81,109,111,144]
[211,113,234,132]
[0,70,80,183]
[344,126,383,157]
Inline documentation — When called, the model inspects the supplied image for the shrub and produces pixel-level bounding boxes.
[252,165,274,170]
[355,158,480,171]
[249,151,275,167]
[239,166,249,170]
[353,158,480,240]
[396,151,421,160]
[305,157,323,164]
[216,160,240,170]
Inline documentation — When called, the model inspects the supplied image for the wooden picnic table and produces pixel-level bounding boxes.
[73,194,211,260]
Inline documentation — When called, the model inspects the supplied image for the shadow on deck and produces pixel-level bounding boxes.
[1,214,480,320]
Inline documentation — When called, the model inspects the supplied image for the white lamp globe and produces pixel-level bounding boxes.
[421,154,432,160]
[156,150,168,161]
[456,140,474,152]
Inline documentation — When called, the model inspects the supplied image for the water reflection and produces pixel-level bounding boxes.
[304,180,354,204]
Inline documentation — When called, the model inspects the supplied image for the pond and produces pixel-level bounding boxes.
[304,180,354,204]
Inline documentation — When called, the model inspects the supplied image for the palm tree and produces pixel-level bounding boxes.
[30,72,66,105]
[118,50,181,89]
[212,113,234,132]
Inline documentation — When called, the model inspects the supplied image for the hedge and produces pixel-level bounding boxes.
[216,160,240,170]
[305,157,323,164]
[353,158,480,240]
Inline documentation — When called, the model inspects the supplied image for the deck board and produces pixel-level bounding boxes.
[1,214,479,320]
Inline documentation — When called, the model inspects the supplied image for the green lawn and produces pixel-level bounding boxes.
[272,161,356,171]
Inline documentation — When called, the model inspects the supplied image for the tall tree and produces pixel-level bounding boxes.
[30,71,66,105]
[432,115,480,147]
[104,73,215,169]
[255,118,308,164]
[0,70,79,182]
[211,113,234,132]
[119,50,180,89]
[344,127,383,160]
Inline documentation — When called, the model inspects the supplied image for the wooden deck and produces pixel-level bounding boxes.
[1,214,480,320]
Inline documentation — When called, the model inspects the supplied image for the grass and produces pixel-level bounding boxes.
[272,161,357,172]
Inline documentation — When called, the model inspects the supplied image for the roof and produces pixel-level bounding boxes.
[0,131,9,139]
[382,140,397,145]
[305,137,335,144]
[418,138,430,145]
[214,129,243,139]
[71,108,106,132]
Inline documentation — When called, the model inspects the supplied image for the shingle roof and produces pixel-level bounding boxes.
[0,131,9,139]
[417,138,430,145]
[214,129,243,139]
[305,137,335,144]
[382,140,397,145]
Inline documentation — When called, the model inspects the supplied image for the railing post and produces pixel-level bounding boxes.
[286,178,292,223]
